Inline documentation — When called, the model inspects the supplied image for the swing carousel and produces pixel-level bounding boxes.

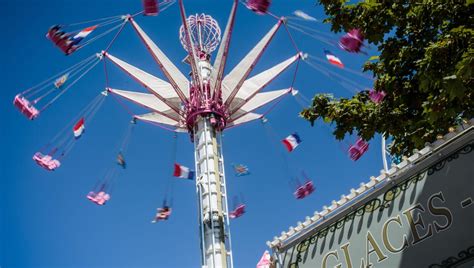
[14,0,389,267]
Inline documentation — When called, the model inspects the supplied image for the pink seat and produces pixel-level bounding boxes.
[246,0,271,14]
[356,139,369,153]
[229,204,246,219]
[339,29,364,53]
[348,138,369,161]
[294,181,315,199]
[96,191,110,205]
[303,181,315,194]
[368,89,386,104]
[86,191,111,205]
[14,94,40,120]
[349,146,362,161]
[143,0,159,16]
[86,191,96,201]
[33,152,61,171]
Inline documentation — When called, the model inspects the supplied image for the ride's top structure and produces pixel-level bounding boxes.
[103,1,303,267]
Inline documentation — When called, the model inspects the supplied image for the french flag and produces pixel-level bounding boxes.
[72,25,97,43]
[282,133,302,152]
[324,50,344,68]
[173,163,194,180]
[73,118,85,139]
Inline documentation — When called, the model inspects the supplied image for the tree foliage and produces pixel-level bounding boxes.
[301,0,473,155]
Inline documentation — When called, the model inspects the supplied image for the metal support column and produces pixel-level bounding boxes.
[194,116,233,268]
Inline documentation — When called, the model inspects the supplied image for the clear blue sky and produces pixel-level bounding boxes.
[1,0,384,267]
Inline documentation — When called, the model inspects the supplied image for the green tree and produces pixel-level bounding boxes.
[301,0,473,155]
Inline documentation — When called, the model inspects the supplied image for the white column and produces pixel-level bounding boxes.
[194,116,233,268]
[382,135,389,172]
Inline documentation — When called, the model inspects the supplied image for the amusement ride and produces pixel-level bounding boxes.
[13,0,397,267]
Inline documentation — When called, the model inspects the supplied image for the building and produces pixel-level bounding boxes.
[268,120,474,268]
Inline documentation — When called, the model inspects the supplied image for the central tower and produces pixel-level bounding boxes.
[179,12,232,268]
[193,118,232,267]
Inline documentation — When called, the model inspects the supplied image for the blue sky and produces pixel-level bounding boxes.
[1,0,384,267]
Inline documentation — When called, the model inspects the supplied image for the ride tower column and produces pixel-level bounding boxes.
[188,54,233,268]
[193,116,232,268]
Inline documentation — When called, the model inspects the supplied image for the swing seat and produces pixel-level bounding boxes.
[355,138,369,153]
[48,34,77,55]
[143,0,159,16]
[294,181,314,199]
[33,152,61,171]
[46,28,70,53]
[46,25,62,44]
[153,208,172,222]
[95,191,111,205]
[368,90,386,104]
[86,191,96,201]
[339,36,362,53]
[229,204,246,219]
[349,147,363,161]
[13,94,40,120]
[339,29,364,53]
[58,38,78,55]
[246,0,271,14]
[87,191,111,205]
[348,138,369,161]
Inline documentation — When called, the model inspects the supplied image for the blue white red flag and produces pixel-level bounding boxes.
[324,50,344,68]
[54,73,69,88]
[233,164,250,177]
[173,163,194,180]
[282,133,302,152]
[72,25,97,43]
[73,118,85,139]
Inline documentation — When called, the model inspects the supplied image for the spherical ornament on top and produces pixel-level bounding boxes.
[179,14,221,54]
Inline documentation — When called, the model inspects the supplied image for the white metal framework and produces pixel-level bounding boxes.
[194,119,233,267]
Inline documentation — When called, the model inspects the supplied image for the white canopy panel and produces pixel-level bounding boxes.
[129,19,190,99]
[226,112,262,128]
[105,53,181,110]
[135,112,186,131]
[107,88,180,117]
[234,55,299,102]
[222,21,282,104]
[234,88,290,115]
